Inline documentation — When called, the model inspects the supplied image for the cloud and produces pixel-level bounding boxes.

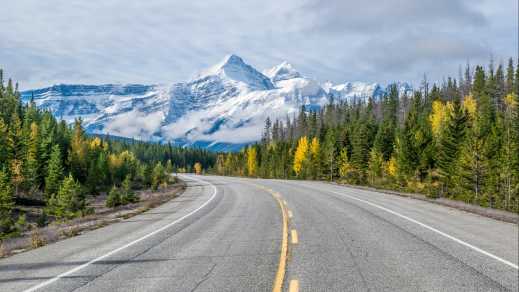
[0,0,515,89]
[290,0,487,35]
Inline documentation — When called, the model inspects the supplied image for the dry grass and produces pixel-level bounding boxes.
[0,183,185,258]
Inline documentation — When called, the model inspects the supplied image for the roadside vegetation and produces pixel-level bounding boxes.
[213,58,519,212]
[0,70,216,240]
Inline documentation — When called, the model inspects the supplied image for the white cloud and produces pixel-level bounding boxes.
[0,0,515,89]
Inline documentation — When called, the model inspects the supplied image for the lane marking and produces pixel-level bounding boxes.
[23,175,219,292]
[283,200,288,206]
[291,229,299,244]
[288,210,293,219]
[320,187,519,270]
[248,182,289,292]
[289,279,299,292]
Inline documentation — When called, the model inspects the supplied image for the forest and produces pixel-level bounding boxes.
[213,58,519,212]
[0,70,216,238]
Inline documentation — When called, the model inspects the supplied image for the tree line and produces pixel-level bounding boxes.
[212,58,519,212]
[0,70,217,237]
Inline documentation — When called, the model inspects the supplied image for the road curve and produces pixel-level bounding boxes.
[0,175,283,291]
[0,175,517,291]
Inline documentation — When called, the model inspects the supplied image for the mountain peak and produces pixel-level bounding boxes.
[263,61,302,82]
[194,54,274,90]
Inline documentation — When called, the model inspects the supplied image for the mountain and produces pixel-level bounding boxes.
[22,54,412,151]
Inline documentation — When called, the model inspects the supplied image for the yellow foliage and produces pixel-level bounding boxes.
[310,137,320,160]
[194,162,202,175]
[246,147,257,176]
[504,93,517,108]
[430,100,445,137]
[385,156,397,177]
[108,153,123,169]
[429,100,451,138]
[338,148,352,178]
[462,95,477,118]
[293,136,309,176]
[89,137,102,150]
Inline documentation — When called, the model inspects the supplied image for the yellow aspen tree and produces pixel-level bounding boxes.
[385,156,398,177]
[246,146,257,177]
[194,162,203,175]
[338,148,353,178]
[429,100,448,138]
[293,136,309,176]
[462,95,477,118]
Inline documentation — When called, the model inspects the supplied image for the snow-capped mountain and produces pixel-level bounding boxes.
[22,54,412,151]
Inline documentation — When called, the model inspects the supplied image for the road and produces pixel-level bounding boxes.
[0,175,517,291]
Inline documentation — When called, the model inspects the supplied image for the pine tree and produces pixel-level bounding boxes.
[505,58,514,95]
[121,175,138,204]
[69,119,88,183]
[499,93,518,210]
[45,145,63,199]
[321,129,336,181]
[437,100,466,196]
[47,174,85,219]
[0,118,8,170]
[0,169,14,235]
[24,122,40,193]
[151,162,165,190]
[351,122,370,182]
[106,186,122,208]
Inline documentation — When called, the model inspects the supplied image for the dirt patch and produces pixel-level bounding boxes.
[0,182,186,258]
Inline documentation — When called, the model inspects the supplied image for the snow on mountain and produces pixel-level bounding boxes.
[21,55,413,150]
[263,61,302,82]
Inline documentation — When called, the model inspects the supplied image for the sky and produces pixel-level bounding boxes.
[1,0,517,90]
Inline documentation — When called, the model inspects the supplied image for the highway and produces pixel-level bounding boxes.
[0,175,517,291]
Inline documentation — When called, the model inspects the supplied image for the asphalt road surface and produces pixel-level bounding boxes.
[0,175,517,291]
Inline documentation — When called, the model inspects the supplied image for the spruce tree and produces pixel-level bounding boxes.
[47,174,84,219]
[24,122,40,193]
[437,100,467,196]
[0,169,14,235]
[321,129,336,181]
[44,145,63,199]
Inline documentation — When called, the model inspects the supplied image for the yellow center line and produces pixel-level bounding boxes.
[289,280,299,292]
[248,183,289,292]
[291,229,298,244]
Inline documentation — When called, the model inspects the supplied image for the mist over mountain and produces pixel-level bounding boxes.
[22,54,412,151]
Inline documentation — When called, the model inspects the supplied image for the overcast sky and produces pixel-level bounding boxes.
[1,0,517,90]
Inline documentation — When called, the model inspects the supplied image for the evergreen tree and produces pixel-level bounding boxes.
[0,169,14,235]
[24,122,40,193]
[436,100,466,195]
[106,186,122,208]
[121,175,138,204]
[321,129,336,181]
[47,174,85,219]
[151,162,166,190]
[45,145,63,199]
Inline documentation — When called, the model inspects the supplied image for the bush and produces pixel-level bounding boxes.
[106,186,122,208]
